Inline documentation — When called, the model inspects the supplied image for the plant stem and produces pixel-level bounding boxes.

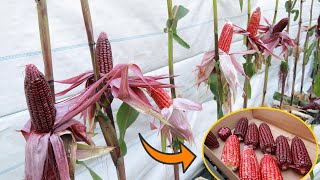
[280,0,292,109]
[290,0,303,106]
[243,0,251,108]
[80,1,125,179]
[212,0,224,119]
[261,0,279,106]
[80,0,99,81]
[300,0,314,102]
[311,39,320,99]
[96,112,126,180]
[166,0,179,179]
[36,0,55,102]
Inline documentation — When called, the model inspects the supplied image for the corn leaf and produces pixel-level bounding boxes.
[76,144,114,161]
[173,5,189,21]
[247,81,252,99]
[314,72,320,96]
[306,41,317,64]
[208,74,219,101]
[291,10,299,21]
[308,27,316,37]
[117,102,139,156]
[239,0,243,12]
[285,1,290,12]
[76,160,102,180]
[173,33,190,49]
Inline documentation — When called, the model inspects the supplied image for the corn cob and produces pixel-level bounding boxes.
[221,135,240,171]
[276,135,292,170]
[96,32,113,74]
[218,22,234,54]
[234,117,248,141]
[273,18,288,33]
[290,136,312,175]
[239,147,260,180]
[205,131,219,149]
[244,123,259,149]
[218,127,232,141]
[247,7,261,37]
[24,64,56,133]
[260,154,283,180]
[259,123,275,154]
[147,88,172,110]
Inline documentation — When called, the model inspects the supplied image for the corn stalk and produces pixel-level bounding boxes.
[166,0,179,179]
[36,0,55,101]
[212,0,224,119]
[300,0,314,98]
[280,0,292,109]
[261,0,279,106]
[243,0,251,108]
[290,0,303,106]
[79,1,126,179]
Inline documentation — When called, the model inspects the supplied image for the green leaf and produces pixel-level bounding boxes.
[173,5,189,21]
[116,102,139,156]
[173,33,190,49]
[308,27,315,37]
[291,10,299,21]
[314,72,320,96]
[247,81,252,99]
[285,1,290,12]
[292,0,298,9]
[310,170,314,180]
[306,40,317,64]
[208,74,219,99]
[76,160,103,180]
[239,0,243,12]
[243,62,255,78]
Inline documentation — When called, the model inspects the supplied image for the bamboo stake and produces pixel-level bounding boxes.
[79,1,126,179]
[290,0,303,106]
[36,0,55,101]
[261,0,279,106]
[300,0,314,100]
[166,0,179,179]
[280,0,292,109]
[243,0,251,108]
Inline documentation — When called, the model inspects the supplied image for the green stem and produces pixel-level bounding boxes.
[280,0,292,109]
[261,0,279,106]
[290,0,303,106]
[311,39,320,99]
[36,0,55,102]
[243,0,251,108]
[212,0,224,119]
[300,0,314,98]
[166,0,179,179]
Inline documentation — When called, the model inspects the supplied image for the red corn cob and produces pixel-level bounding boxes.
[290,136,312,175]
[234,117,248,141]
[247,7,261,37]
[218,21,234,54]
[96,32,113,74]
[221,135,240,171]
[273,18,288,33]
[24,64,56,133]
[276,135,292,170]
[218,127,232,141]
[260,154,283,180]
[147,88,172,110]
[259,123,275,154]
[239,147,260,180]
[244,123,259,149]
[205,131,219,149]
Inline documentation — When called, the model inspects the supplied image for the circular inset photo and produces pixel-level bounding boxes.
[202,107,318,180]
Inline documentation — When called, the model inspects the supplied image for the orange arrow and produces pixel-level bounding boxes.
[139,133,196,173]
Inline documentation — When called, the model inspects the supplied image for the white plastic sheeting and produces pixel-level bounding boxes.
[0,0,319,179]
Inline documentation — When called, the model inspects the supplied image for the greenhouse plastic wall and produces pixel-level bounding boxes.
[0,0,319,179]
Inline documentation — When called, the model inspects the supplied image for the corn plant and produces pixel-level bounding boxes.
[163,1,191,179]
